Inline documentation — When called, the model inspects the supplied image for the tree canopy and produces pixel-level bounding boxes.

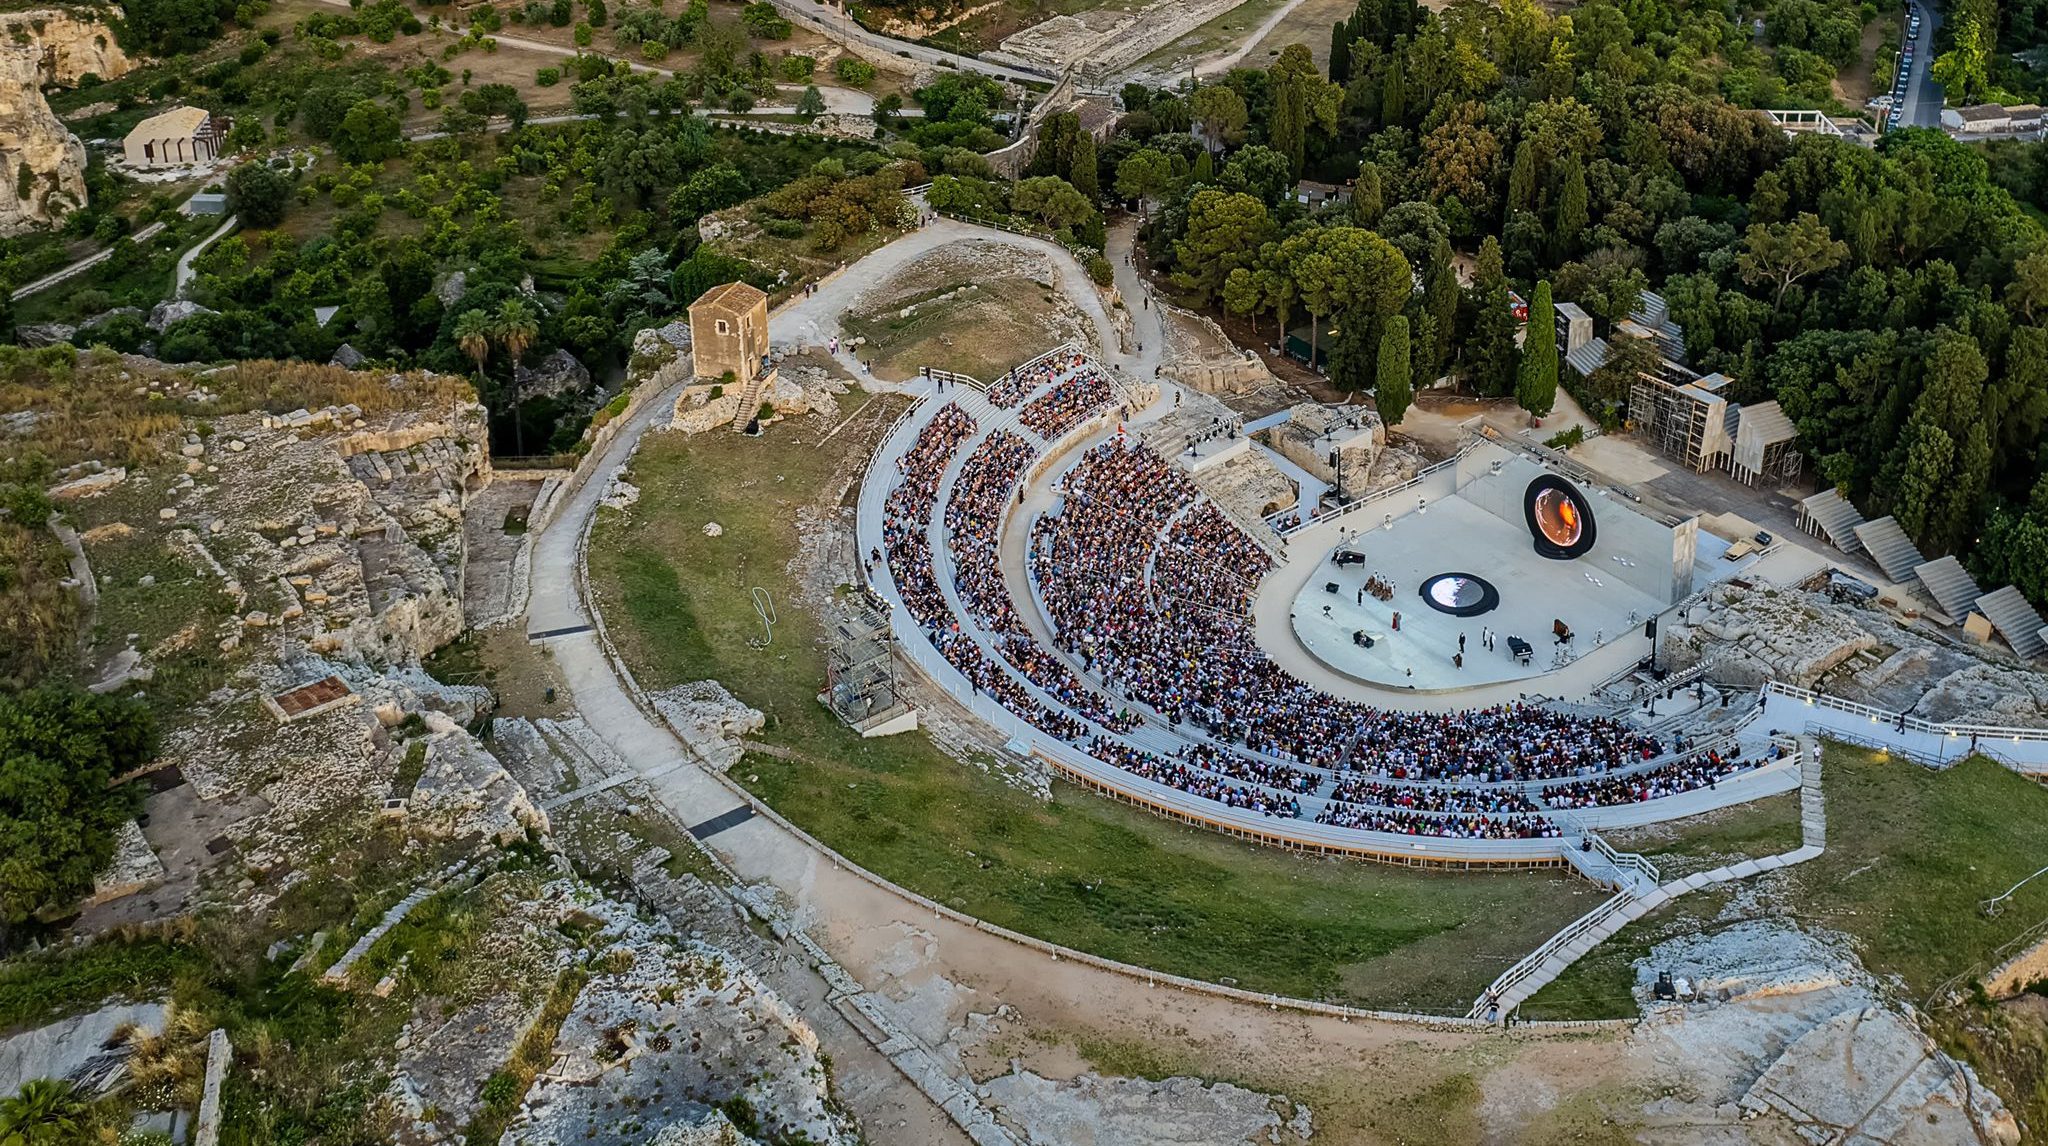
[0,688,152,935]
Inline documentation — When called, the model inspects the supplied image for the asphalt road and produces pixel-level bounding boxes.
[1898,0,1944,129]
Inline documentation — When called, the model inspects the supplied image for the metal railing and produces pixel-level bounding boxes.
[1468,889,1638,1019]
[1762,680,2048,770]
[1280,439,1477,536]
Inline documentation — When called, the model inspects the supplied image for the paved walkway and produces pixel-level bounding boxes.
[172,215,239,299]
[10,221,167,301]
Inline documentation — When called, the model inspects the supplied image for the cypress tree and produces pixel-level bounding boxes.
[1071,130,1099,200]
[1423,239,1458,381]
[1330,19,1353,82]
[1507,139,1538,215]
[1465,236,1519,397]
[1553,155,1588,258]
[1351,160,1383,227]
[1376,314,1413,425]
[1516,279,1559,418]
[1381,54,1406,125]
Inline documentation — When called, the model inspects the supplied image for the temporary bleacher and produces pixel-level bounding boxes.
[1796,488,1865,554]
[1852,516,1926,582]
[1973,585,2048,660]
[1912,555,1984,620]
[1728,400,1799,487]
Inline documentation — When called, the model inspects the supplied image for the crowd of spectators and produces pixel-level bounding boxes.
[1153,503,1271,615]
[987,350,1086,408]
[882,406,1091,745]
[1539,747,1768,809]
[1326,777,1542,814]
[1019,365,1117,439]
[1178,743,1317,794]
[1314,803,1565,839]
[1088,738,1302,818]
[884,403,977,529]
[1032,440,1662,782]
[947,430,1140,732]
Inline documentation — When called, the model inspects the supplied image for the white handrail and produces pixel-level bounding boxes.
[1762,681,2048,772]
[1468,889,1636,1019]
[1281,438,1479,536]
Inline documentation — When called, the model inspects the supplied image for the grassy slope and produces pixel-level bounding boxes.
[583,391,1606,1011]
[1527,747,2048,1017]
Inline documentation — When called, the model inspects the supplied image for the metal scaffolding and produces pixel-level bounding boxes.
[820,599,913,735]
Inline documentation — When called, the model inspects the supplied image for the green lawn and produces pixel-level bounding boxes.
[583,394,1603,1011]
[1526,747,2048,1020]
[1602,789,1803,879]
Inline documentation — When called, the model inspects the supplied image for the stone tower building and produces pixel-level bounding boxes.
[688,282,770,384]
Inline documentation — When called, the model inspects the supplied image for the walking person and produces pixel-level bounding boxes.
[1459,633,1466,654]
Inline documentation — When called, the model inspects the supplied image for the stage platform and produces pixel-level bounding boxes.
[1281,442,1744,693]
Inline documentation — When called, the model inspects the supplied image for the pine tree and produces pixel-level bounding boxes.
[1376,314,1413,425]
[1516,279,1559,418]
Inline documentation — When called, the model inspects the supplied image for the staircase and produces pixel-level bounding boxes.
[1468,736,1827,1022]
[729,368,775,431]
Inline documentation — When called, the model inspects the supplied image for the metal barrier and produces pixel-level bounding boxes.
[1761,680,2048,771]
[1469,889,1638,1019]
[1281,439,1478,536]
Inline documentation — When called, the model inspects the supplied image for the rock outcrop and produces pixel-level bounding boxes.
[512,348,592,400]
[1661,581,2048,726]
[2,10,134,87]
[0,10,131,236]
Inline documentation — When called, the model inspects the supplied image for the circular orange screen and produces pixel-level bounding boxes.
[1532,488,1584,548]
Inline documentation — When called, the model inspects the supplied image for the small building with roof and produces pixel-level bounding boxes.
[123,106,229,168]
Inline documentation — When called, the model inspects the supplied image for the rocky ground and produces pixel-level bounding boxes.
[1661,580,2048,726]
[1620,918,2018,1144]
[7,352,862,1144]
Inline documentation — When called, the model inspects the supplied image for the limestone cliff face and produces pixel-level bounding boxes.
[0,10,133,236]
[3,9,135,86]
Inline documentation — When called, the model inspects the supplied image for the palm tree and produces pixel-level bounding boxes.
[493,298,539,366]
[491,299,541,455]
[452,308,492,380]
[0,1078,94,1144]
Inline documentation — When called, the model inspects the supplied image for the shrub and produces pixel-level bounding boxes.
[1544,424,1587,450]
[536,66,560,86]
[1086,253,1113,286]
[740,1,791,39]
[834,56,875,87]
